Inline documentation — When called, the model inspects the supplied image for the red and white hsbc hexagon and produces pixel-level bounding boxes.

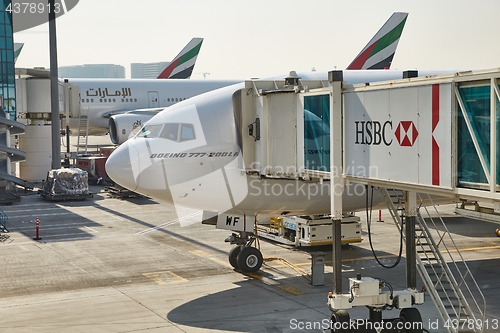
[344,84,452,189]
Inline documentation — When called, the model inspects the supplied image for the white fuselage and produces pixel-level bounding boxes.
[64,78,242,135]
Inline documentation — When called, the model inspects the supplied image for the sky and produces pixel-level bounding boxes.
[12,0,500,79]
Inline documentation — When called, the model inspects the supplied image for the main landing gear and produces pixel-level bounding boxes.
[225,231,263,273]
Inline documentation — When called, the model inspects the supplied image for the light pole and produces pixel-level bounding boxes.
[49,0,61,169]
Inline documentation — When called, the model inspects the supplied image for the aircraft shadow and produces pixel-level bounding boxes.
[166,246,413,332]
[166,257,500,332]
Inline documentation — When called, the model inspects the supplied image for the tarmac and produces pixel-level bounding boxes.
[0,185,498,333]
[0,136,499,333]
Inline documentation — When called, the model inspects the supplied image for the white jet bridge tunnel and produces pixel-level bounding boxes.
[233,68,500,332]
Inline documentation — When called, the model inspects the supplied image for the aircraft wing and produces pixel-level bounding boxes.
[100,107,166,118]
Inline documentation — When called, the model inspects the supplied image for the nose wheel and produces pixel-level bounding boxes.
[228,245,242,269]
[226,232,263,273]
[237,246,263,273]
[228,245,263,273]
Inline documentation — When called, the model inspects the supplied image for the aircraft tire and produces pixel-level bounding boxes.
[236,247,263,273]
[399,308,422,333]
[228,245,242,269]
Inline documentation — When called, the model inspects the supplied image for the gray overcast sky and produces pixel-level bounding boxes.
[12,0,500,79]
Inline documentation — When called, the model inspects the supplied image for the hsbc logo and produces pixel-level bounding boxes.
[394,121,419,146]
[355,120,419,147]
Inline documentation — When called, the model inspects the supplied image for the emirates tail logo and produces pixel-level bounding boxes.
[394,121,419,146]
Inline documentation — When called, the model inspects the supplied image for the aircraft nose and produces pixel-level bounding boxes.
[105,141,139,191]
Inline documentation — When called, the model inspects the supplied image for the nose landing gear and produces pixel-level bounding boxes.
[226,232,263,273]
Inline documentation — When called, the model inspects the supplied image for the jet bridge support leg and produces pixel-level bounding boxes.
[406,191,417,291]
[326,71,424,332]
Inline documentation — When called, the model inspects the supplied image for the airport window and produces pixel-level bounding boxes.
[81,98,84,103]
[86,99,89,103]
[160,123,179,141]
[180,124,195,141]
[137,124,162,138]
[134,98,137,102]
[175,98,178,102]
[121,98,124,102]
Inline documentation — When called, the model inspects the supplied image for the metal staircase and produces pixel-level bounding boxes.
[77,108,89,155]
[0,207,8,233]
[381,188,486,333]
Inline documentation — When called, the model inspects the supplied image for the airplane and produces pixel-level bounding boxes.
[66,12,408,144]
[62,38,242,138]
[104,68,460,267]
[105,13,420,273]
[106,64,464,272]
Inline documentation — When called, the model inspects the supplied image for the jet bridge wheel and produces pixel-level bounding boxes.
[399,308,423,333]
[236,247,263,273]
[228,245,242,269]
[330,310,351,333]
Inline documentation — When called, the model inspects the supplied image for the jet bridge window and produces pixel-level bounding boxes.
[159,123,196,142]
[304,94,330,172]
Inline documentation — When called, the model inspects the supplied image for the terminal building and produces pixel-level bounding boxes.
[0,0,30,196]
[58,64,125,78]
[130,62,169,79]
[0,1,16,122]
[58,62,170,79]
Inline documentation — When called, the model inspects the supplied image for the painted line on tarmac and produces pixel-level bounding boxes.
[189,250,233,268]
[143,271,188,284]
[245,272,305,295]
[264,254,398,269]
[6,212,74,218]
[3,207,67,215]
[188,250,305,295]
[39,233,134,243]
[265,243,500,269]
[448,245,500,252]
[85,226,99,233]
[12,221,98,231]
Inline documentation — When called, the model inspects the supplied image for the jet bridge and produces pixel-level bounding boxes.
[234,68,500,332]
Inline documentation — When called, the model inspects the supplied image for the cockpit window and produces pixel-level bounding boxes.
[137,124,162,138]
[159,123,196,142]
[180,124,195,141]
[160,123,179,141]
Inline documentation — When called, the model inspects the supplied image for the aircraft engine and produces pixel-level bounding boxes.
[109,113,153,145]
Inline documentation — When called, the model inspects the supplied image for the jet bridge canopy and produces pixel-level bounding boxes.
[235,68,500,204]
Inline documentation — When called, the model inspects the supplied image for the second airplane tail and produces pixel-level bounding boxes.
[347,12,408,70]
[157,37,204,79]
